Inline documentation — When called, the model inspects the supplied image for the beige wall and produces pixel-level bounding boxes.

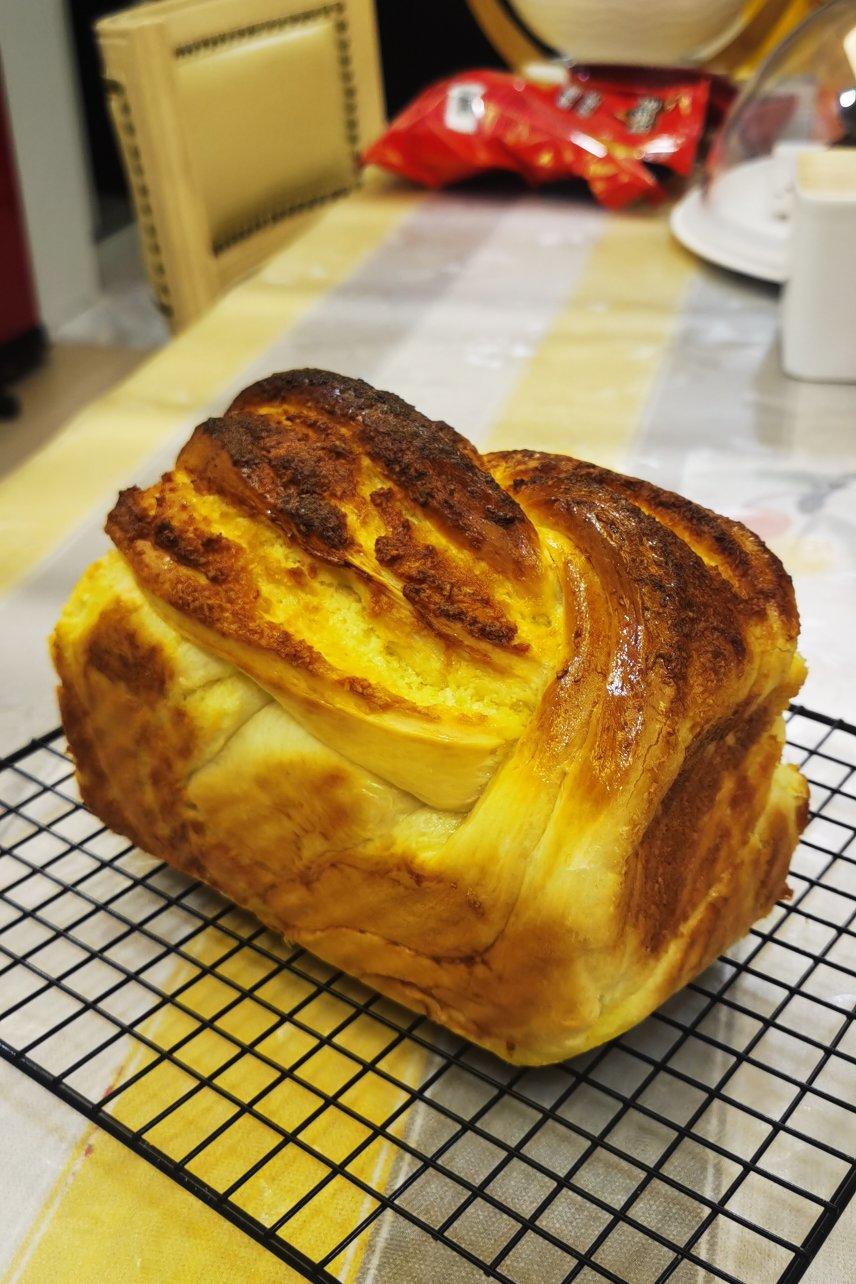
[1,0,100,331]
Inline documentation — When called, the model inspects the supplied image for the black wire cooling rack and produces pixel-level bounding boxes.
[0,705,853,1284]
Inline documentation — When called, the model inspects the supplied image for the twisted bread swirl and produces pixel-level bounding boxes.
[52,371,808,1063]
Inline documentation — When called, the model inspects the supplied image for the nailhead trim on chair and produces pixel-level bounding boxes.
[213,182,357,253]
[173,4,341,57]
[172,3,363,255]
[103,78,174,319]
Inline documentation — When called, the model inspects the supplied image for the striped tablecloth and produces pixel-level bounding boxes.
[1,171,853,1281]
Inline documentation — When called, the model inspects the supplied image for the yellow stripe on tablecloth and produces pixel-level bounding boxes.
[485,212,696,467]
[0,172,420,596]
[12,927,424,1282]
[10,1124,301,1284]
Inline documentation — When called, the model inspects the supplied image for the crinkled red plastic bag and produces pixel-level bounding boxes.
[364,69,711,209]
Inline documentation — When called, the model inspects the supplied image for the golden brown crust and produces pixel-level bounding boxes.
[493,449,798,637]
[53,371,809,1064]
[143,368,552,663]
[228,369,541,578]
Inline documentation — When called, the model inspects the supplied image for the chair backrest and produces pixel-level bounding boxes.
[97,0,385,329]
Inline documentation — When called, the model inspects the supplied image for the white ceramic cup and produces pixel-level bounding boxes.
[769,141,826,220]
[781,149,856,383]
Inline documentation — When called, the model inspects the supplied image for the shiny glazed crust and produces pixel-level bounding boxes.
[51,370,809,1064]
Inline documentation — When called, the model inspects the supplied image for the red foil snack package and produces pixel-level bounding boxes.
[363,68,712,209]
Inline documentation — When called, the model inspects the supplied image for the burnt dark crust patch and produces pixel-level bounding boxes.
[227,369,542,580]
[370,486,522,649]
[493,449,798,640]
[179,412,354,557]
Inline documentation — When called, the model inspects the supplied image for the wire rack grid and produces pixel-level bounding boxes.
[0,704,853,1284]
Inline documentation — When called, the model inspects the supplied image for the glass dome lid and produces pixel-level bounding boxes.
[672,0,856,281]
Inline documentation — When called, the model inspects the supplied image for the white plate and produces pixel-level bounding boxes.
[670,158,789,284]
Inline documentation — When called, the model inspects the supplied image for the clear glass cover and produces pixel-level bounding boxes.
[705,0,856,250]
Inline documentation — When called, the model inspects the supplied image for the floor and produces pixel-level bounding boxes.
[0,342,147,480]
[56,224,169,351]
[1,222,167,482]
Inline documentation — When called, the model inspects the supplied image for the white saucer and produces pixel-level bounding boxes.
[670,158,789,285]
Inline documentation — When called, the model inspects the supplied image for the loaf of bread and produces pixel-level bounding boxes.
[51,370,808,1064]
